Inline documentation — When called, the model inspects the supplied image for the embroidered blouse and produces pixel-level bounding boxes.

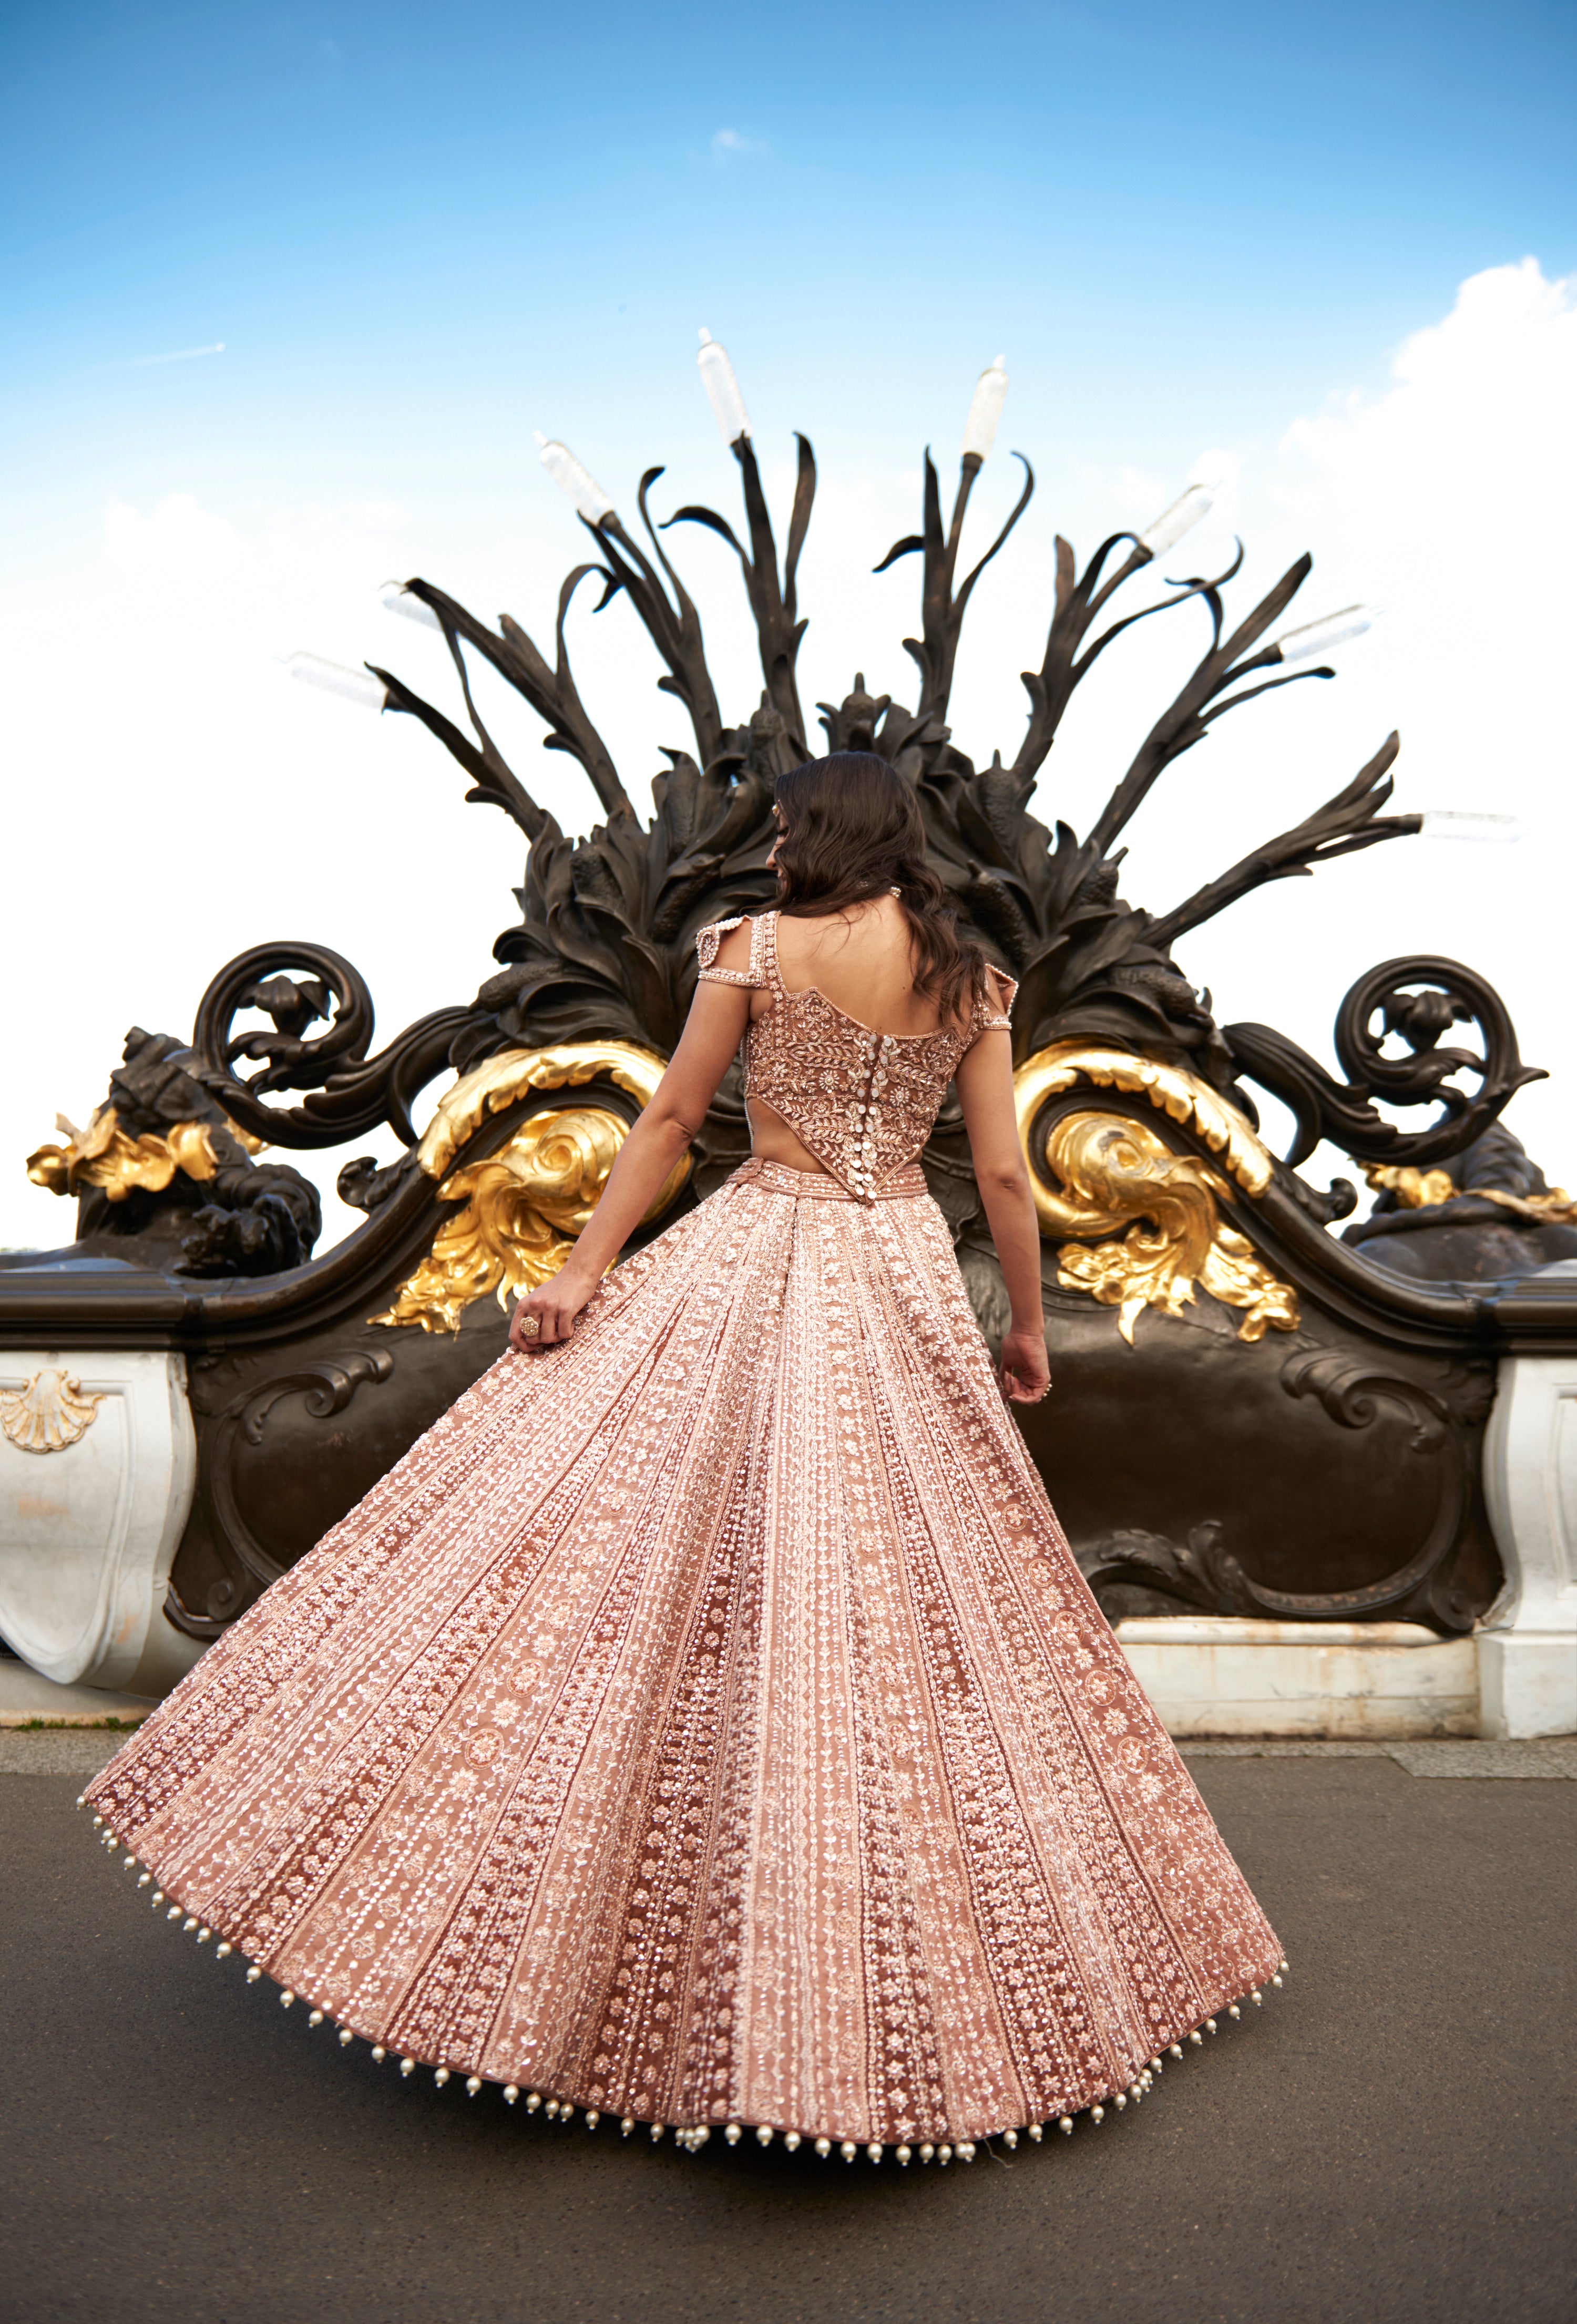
[694,908,1016,1204]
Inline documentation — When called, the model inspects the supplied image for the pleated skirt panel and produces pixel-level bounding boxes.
[86,1158,1282,2146]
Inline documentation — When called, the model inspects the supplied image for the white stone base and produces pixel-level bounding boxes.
[1115,1617,1481,1740]
[0,1349,199,1690]
[1480,1331,1577,1740]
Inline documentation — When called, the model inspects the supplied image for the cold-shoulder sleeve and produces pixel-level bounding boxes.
[694,914,764,988]
[969,964,1018,1038]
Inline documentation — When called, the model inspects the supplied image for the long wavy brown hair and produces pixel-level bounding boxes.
[772,753,989,1025]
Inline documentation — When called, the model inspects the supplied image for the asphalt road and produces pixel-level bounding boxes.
[3,1755,1573,2324]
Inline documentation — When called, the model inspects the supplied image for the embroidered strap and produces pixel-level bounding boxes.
[757,910,786,993]
[971,965,1018,1035]
[695,914,763,988]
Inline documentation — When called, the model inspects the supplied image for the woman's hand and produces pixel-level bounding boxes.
[508,1261,598,1352]
[997,1323,1051,1406]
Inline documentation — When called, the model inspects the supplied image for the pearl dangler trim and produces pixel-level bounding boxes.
[340,2029,354,2047]
[434,2068,450,2087]
[840,2141,856,2162]
[216,1942,232,1959]
[502,2084,518,2104]
[398,2058,415,2076]
[466,2074,482,2094]
[585,2108,599,2128]
[309,2010,323,2027]
[918,2143,934,2164]
[280,1990,295,2009]
[724,2122,742,2144]
[1028,2123,1044,2142]
[1091,2105,1105,2124]
[896,2144,912,2166]
[371,2046,387,2063]
[245,1966,261,1982]
[1058,2117,1074,2135]
[1002,2129,1018,2150]
[619,2115,634,2136]
[938,2144,953,2165]
[756,2125,774,2146]
[814,2137,831,2158]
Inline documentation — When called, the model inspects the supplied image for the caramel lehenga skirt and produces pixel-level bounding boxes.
[85,1157,1285,2162]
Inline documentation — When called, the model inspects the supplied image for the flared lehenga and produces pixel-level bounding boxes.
[85,1153,1284,2154]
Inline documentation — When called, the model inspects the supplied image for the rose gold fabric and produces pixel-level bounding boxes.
[695,910,1016,1202]
[87,1149,1281,2145]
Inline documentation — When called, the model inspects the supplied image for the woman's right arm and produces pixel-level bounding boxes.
[953,1002,1051,1404]
[507,961,753,1350]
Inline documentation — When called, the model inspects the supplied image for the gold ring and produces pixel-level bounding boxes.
[520,1314,541,1341]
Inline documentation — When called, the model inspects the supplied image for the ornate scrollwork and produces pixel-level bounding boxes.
[0,1367,104,1454]
[373,1042,690,1333]
[1226,957,1544,1172]
[1013,1041,1275,1199]
[190,942,473,1149]
[1076,1352,1491,1631]
[167,1352,394,1635]
[1012,1045,1296,1344]
[1035,1110,1298,1345]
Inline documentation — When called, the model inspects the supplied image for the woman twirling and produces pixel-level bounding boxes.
[85,752,1283,2163]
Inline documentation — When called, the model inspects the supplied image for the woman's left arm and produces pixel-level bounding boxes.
[507,980,752,1350]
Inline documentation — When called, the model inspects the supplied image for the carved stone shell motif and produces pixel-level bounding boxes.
[0,1368,105,1454]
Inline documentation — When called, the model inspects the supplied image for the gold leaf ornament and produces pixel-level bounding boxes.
[1365,1160,1577,1226]
[1012,1045,1298,1346]
[26,1107,264,1201]
[374,1043,691,1334]
[0,1367,105,1453]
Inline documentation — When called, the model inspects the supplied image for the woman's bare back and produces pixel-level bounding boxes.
[710,897,975,1178]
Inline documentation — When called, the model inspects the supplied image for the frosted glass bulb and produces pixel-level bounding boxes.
[534,433,616,524]
[1274,605,1378,664]
[1137,482,1214,558]
[1417,810,1520,843]
[696,327,751,443]
[380,584,442,631]
[961,356,1007,460]
[282,653,387,711]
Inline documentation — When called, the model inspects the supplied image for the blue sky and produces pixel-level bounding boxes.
[4,0,1573,513]
[2,3,1575,1246]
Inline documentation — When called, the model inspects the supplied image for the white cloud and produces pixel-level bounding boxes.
[124,342,226,366]
[710,128,766,163]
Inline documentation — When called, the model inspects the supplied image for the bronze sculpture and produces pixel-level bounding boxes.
[8,349,1575,1661]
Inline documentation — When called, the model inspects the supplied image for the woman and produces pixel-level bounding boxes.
[84,752,1283,2166]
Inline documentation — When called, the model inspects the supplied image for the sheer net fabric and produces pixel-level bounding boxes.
[85,914,1282,2153]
